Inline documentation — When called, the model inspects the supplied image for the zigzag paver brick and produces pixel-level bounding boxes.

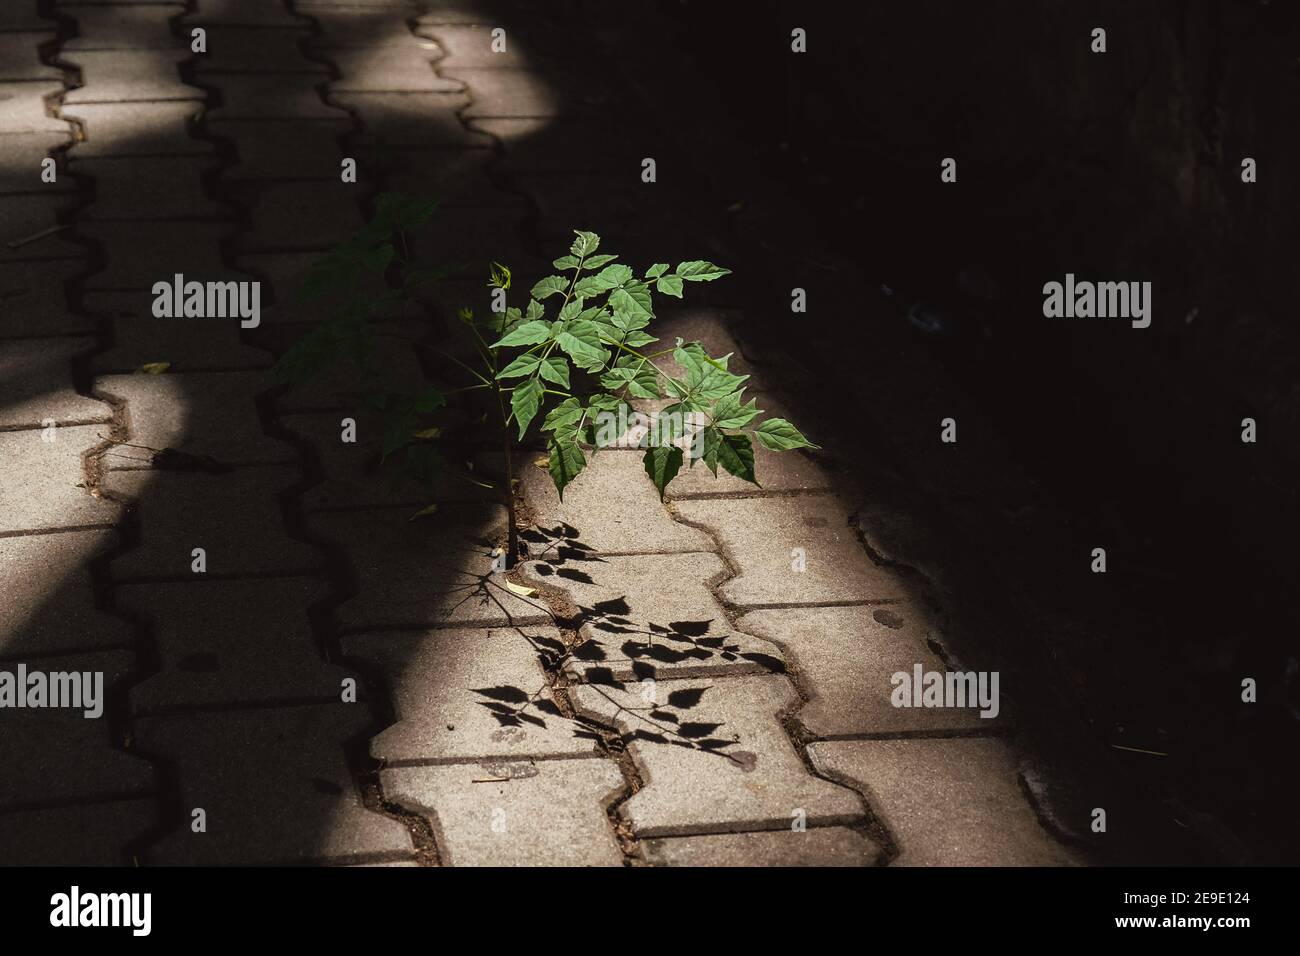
[0,798,158,865]
[72,155,231,220]
[571,673,865,837]
[202,76,349,121]
[61,5,186,51]
[0,425,120,534]
[641,827,882,866]
[0,528,133,658]
[517,551,786,682]
[62,50,202,104]
[0,133,74,194]
[0,260,96,337]
[0,82,68,134]
[231,181,366,251]
[0,193,83,261]
[58,101,210,156]
[302,5,432,48]
[0,32,61,82]
[343,625,598,763]
[179,0,308,28]
[85,290,270,372]
[332,91,483,147]
[673,494,906,607]
[193,27,323,75]
[328,48,463,93]
[382,758,625,866]
[807,738,1078,866]
[80,220,242,290]
[0,337,111,428]
[213,118,351,180]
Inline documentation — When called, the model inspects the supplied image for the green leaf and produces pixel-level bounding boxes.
[715,430,756,483]
[645,263,669,279]
[656,274,684,298]
[491,320,550,347]
[360,243,395,273]
[570,230,601,258]
[621,280,654,315]
[496,353,541,379]
[412,386,445,413]
[552,255,580,270]
[643,445,684,501]
[510,378,543,439]
[712,393,760,429]
[622,330,658,348]
[548,438,586,500]
[700,425,721,475]
[558,296,586,322]
[608,287,652,328]
[530,275,568,299]
[542,397,583,436]
[525,298,545,321]
[555,320,610,371]
[675,260,731,282]
[538,355,570,388]
[582,253,618,269]
[674,342,748,399]
[755,418,817,450]
[599,354,660,399]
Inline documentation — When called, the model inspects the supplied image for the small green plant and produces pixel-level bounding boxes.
[277,193,816,567]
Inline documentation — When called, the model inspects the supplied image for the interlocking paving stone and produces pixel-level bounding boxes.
[307,506,550,631]
[61,4,186,50]
[85,290,270,371]
[383,757,624,866]
[118,577,352,711]
[0,32,60,82]
[0,651,153,810]
[468,117,627,172]
[0,10,53,33]
[281,411,497,510]
[414,23,561,69]
[374,157,514,209]
[230,181,366,251]
[212,118,350,180]
[0,425,120,533]
[178,0,309,27]
[102,467,320,580]
[194,27,323,74]
[344,625,597,762]
[0,260,95,337]
[641,827,882,866]
[518,552,785,682]
[0,132,74,194]
[136,704,413,864]
[0,528,133,658]
[737,605,989,737]
[0,81,67,134]
[449,68,587,120]
[807,738,1078,866]
[520,450,711,555]
[328,47,463,92]
[97,371,295,467]
[333,91,483,147]
[0,193,82,260]
[0,798,158,865]
[80,220,241,290]
[58,101,209,156]
[230,249,398,328]
[273,330,428,412]
[62,50,202,104]
[406,204,544,271]
[672,495,905,607]
[0,337,110,428]
[571,674,864,836]
[72,155,230,220]
[302,5,431,48]
[202,76,348,121]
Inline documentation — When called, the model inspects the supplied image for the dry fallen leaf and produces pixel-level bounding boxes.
[533,456,549,469]
[504,580,537,598]
[411,427,442,440]
[135,362,171,375]
[407,503,438,522]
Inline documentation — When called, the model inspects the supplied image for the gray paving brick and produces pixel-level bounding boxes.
[807,738,1078,866]
[0,528,133,658]
[0,337,111,428]
[450,68,590,120]
[71,155,231,220]
[62,50,201,104]
[383,757,624,865]
[58,101,209,156]
[373,157,515,209]
[212,118,350,180]
[79,220,241,290]
[0,193,82,261]
[672,495,905,607]
[85,290,270,371]
[0,798,158,865]
[0,11,53,33]
[194,27,323,74]
[413,23,551,69]
[307,506,550,630]
[136,704,413,864]
[230,180,366,251]
[203,76,347,121]
[0,651,153,810]
[178,0,309,27]
[344,625,597,763]
[738,605,988,737]
[230,249,401,327]
[0,425,120,533]
[518,552,785,682]
[328,47,462,93]
[571,674,864,837]
[102,467,320,580]
[641,827,882,866]
[61,4,186,50]
[0,260,95,337]
[273,326,429,413]
[0,133,74,194]
[413,3,555,28]
[302,5,430,48]
[97,370,296,467]
[0,32,60,81]
[0,81,67,134]
[118,577,353,711]
[520,449,711,555]
[333,91,484,147]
